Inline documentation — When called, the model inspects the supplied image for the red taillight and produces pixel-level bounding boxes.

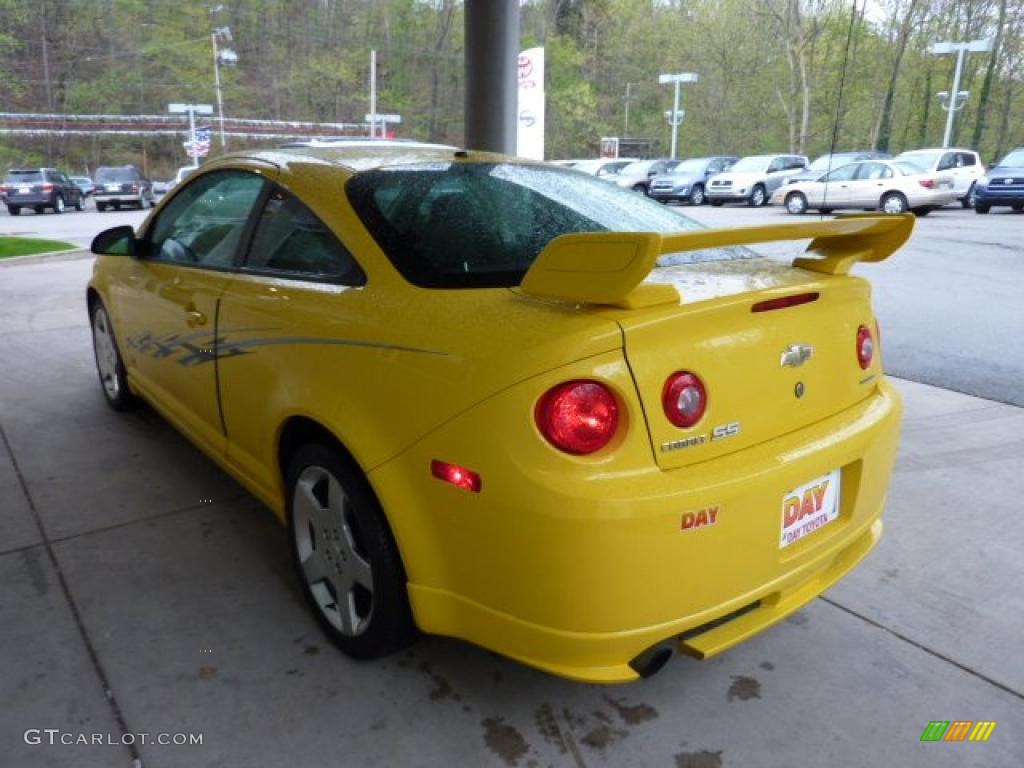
[41,183,54,191]
[535,380,619,455]
[751,292,819,313]
[918,178,936,189]
[430,460,481,493]
[662,371,707,428]
[856,325,874,369]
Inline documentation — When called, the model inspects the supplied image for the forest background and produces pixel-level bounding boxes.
[0,0,1021,177]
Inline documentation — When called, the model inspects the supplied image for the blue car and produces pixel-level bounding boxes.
[649,156,738,205]
[974,148,1024,214]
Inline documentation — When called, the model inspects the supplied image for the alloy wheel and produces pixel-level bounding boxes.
[91,306,120,400]
[292,466,375,637]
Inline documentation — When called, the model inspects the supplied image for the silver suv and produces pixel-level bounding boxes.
[706,154,808,207]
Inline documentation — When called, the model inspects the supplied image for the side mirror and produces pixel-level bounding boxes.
[91,225,138,258]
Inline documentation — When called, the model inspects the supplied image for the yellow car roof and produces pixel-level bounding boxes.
[228,142,514,175]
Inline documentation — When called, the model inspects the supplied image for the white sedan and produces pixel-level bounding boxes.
[772,159,958,216]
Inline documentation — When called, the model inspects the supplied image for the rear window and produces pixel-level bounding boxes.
[96,167,137,182]
[347,162,754,289]
[6,170,43,183]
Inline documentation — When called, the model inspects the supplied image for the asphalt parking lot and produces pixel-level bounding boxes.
[1,207,1022,767]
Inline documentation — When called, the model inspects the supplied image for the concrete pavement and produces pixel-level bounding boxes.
[1,254,1021,767]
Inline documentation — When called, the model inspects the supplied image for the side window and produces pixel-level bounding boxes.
[825,164,859,182]
[147,170,265,268]
[958,152,976,167]
[244,186,366,285]
[937,153,957,171]
[767,158,785,173]
[856,163,892,180]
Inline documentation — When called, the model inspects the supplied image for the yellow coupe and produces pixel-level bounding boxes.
[87,143,906,682]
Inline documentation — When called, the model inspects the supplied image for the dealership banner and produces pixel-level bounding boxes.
[516,47,545,160]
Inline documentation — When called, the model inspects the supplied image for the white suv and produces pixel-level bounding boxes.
[894,148,985,208]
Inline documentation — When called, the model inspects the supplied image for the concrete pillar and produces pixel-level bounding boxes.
[464,0,519,154]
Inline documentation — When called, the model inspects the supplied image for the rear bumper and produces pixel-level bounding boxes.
[372,363,903,682]
[94,194,142,204]
[910,188,958,207]
[5,194,52,206]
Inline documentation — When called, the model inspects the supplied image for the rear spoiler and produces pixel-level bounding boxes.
[519,213,914,309]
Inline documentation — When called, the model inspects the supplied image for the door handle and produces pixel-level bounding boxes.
[185,307,207,327]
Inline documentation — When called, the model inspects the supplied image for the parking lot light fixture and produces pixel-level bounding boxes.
[211,22,237,151]
[657,72,698,158]
[929,39,992,148]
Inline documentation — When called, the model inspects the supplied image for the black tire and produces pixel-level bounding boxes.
[53,195,65,214]
[89,298,138,412]
[97,203,107,212]
[961,184,975,209]
[632,183,647,195]
[1012,204,1023,212]
[286,443,415,660]
[880,192,909,215]
[710,199,724,207]
[689,184,705,206]
[7,206,20,216]
[785,192,808,215]
[974,203,991,214]
[913,206,933,217]
[113,202,121,210]
[820,208,833,215]
[748,184,766,207]
[34,205,45,214]
[74,195,83,211]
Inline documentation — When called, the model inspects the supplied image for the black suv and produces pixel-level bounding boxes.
[2,168,84,215]
[94,165,155,211]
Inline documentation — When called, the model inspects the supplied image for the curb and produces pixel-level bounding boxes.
[0,247,92,267]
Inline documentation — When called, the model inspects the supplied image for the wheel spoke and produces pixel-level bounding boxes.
[337,590,358,635]
[347,547,373,590]
[293,473,326,531]
[301,549,331,586]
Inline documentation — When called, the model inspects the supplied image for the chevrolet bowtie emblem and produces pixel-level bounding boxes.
[780,343,814,368]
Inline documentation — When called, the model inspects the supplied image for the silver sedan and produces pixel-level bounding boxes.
[771,159,958,216]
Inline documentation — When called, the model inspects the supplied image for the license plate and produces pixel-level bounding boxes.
[18,186,30,194]
[780,469,841,549]
[106,184,119,191]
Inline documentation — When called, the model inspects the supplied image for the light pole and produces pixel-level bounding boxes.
[930,39,992,148]
[658,72,698,158]
[211,24,237,151]
[623,82,634,137]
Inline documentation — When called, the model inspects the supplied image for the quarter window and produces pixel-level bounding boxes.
[244,186,366,285]
[147,170,265,268]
